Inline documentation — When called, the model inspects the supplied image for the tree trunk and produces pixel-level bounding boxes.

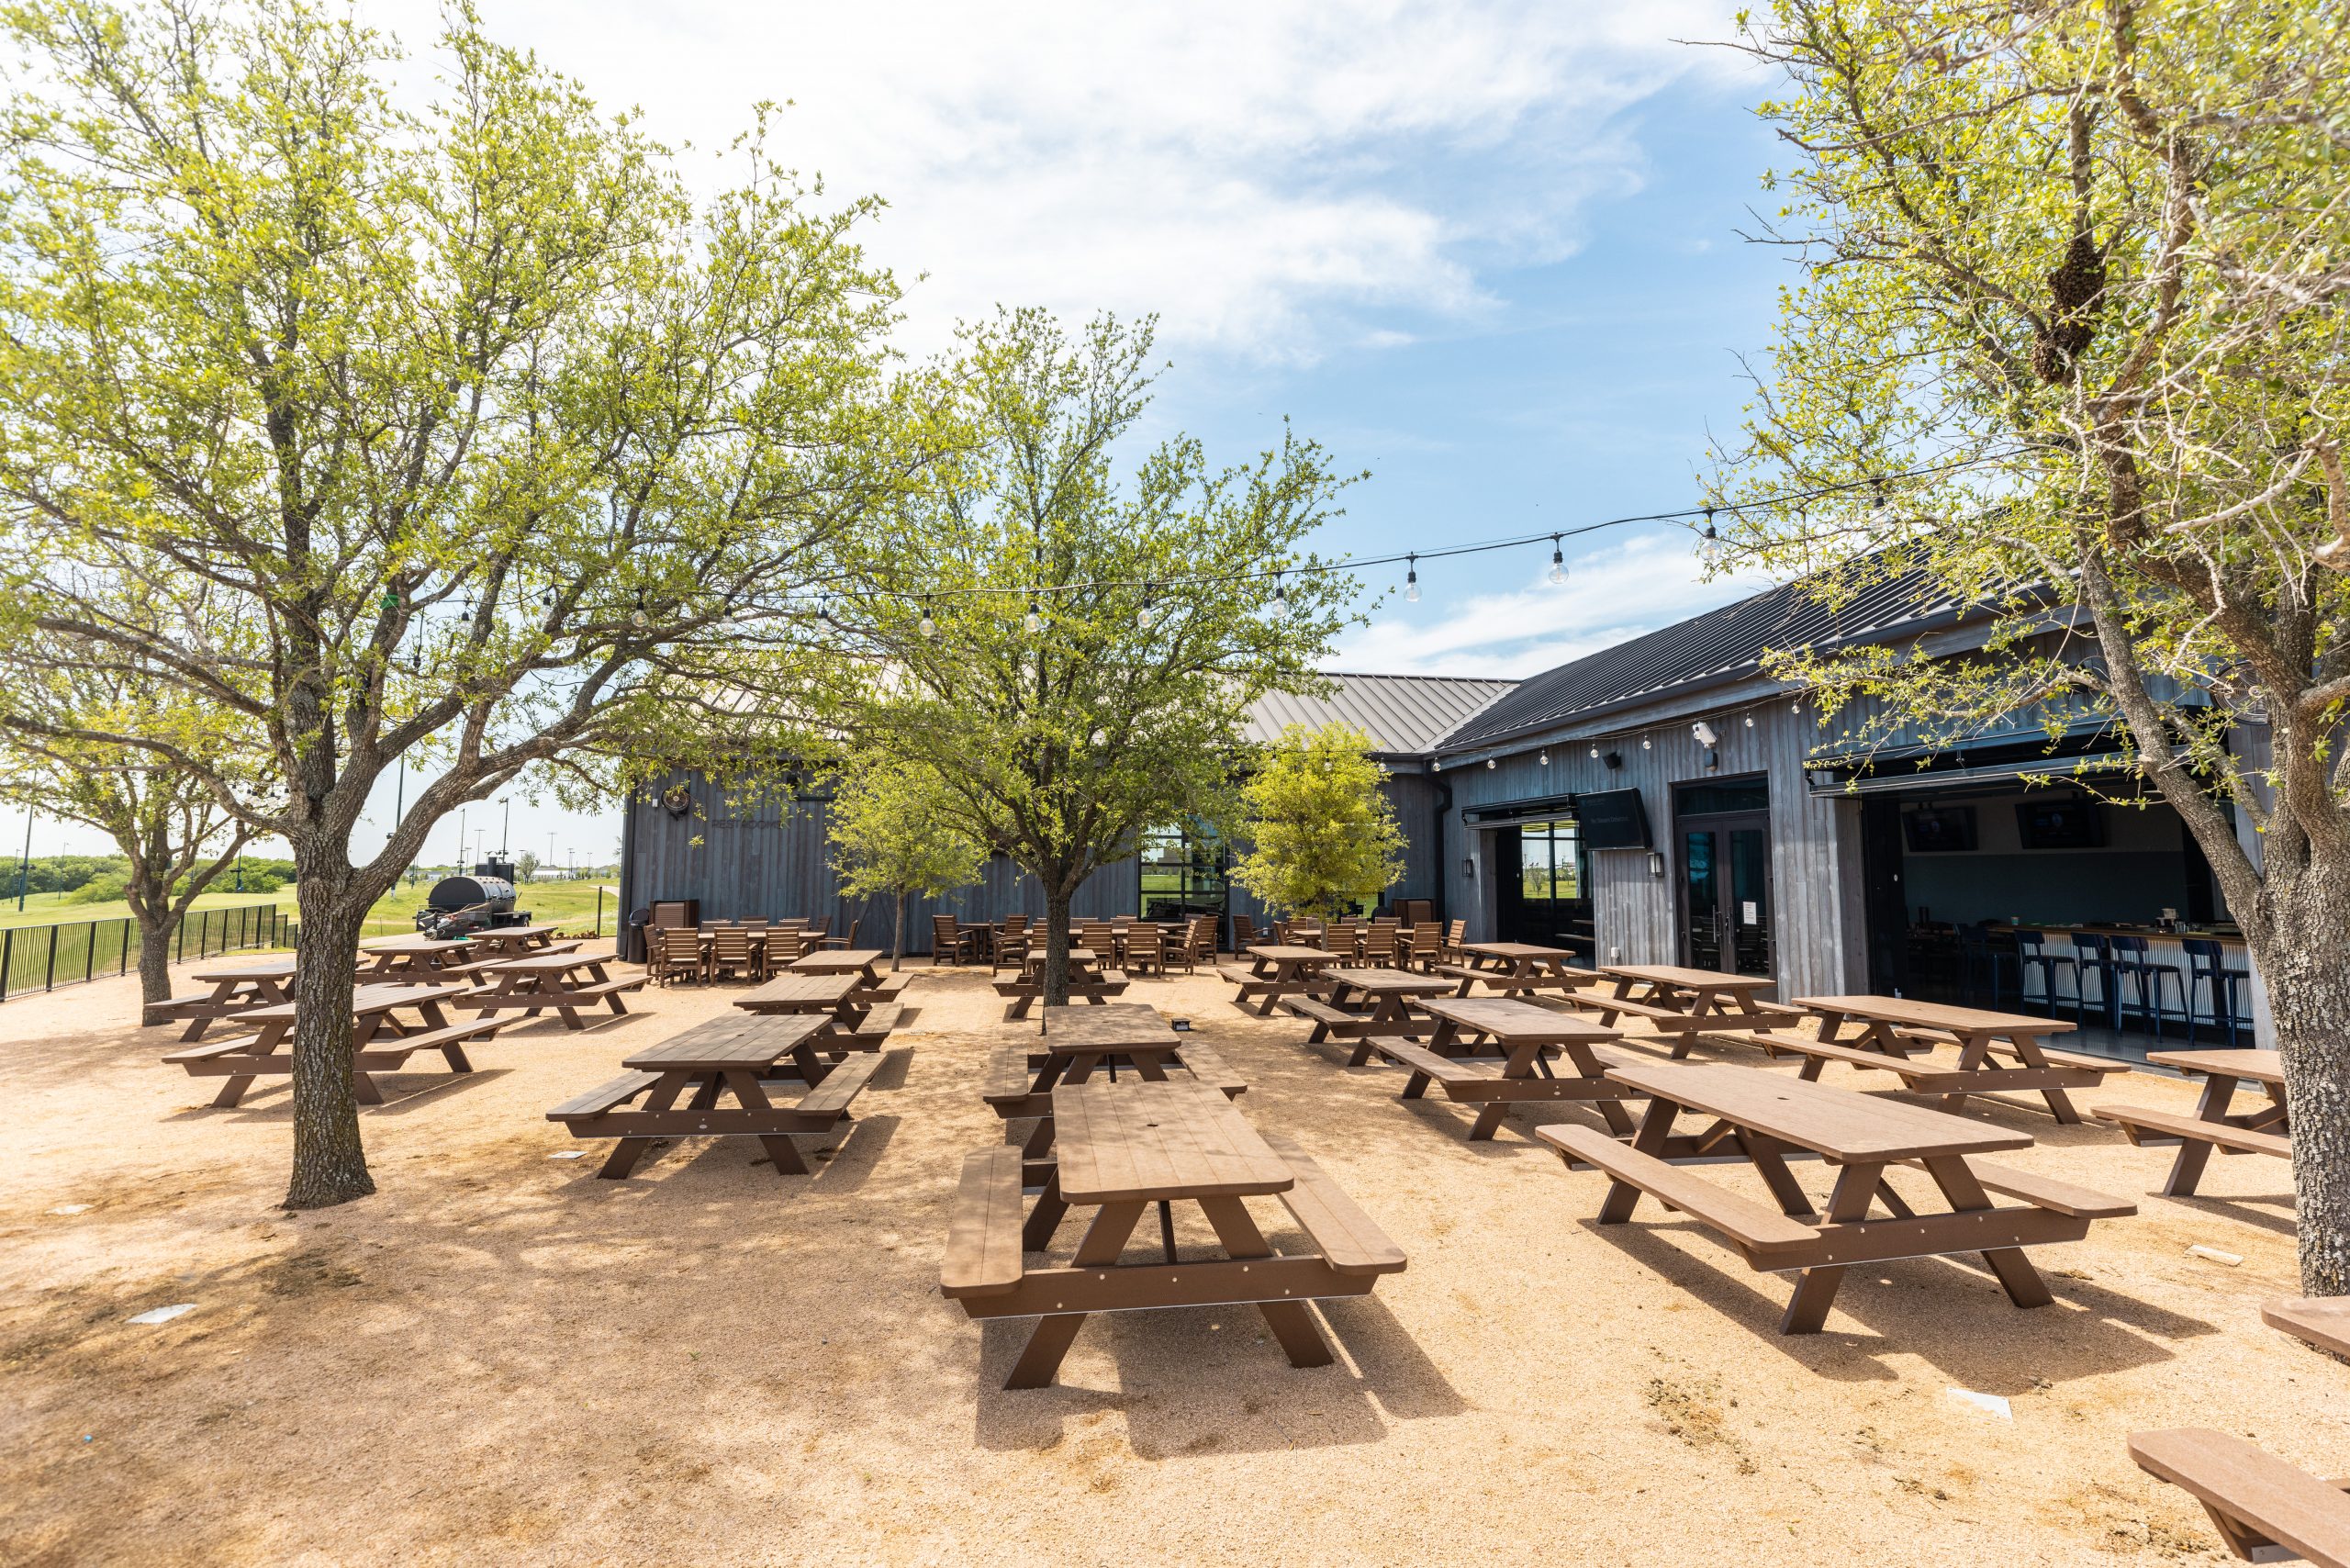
[2258,874,2350,1297]
[134,918,176,1023]
[1042,885,1072,1008]
[283,862,375,1210]
[891,891,905,972]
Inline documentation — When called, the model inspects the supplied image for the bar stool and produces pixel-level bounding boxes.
[2106,935,2187,1038]
[1958,924,2019,1008]
[2182,938,2254,1047]
[2013,929,2071,1016]
[2065,933,2120,1026]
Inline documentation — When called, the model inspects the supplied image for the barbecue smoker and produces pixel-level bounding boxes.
[416,859,532,939]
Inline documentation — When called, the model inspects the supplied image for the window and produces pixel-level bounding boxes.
[1674,778,1769,818]
[1137,823,1227,922]
[1516,820,1583,902]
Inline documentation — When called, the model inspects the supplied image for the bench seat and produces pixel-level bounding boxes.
[941,1147,1026,1300]
[547,1070,665,1122]
[1260,1132,1406,1276]
[161,1035,264,1066]
[797,1053,883,1117]
[1567,995,1707,1030]
[1929,1159,2136,1220]
[1367,1039,1489,1090]
[2130,1427,2350,1565]
[1539,1124,1821,1263]
[830,1002,911,1049]
[2093,1103,2293,1159]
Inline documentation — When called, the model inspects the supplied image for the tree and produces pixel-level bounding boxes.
[1229,723,1404,921]
[1714,0,2350,1294]
[0,1,916,1207]
[0,608,264,1016]
[826,756,985,969]
[515,851,540,884]
[816,310,1357,1002]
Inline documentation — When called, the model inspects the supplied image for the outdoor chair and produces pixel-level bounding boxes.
[2109,935,2187,1038]
[1077,921,1120,960]
[1124,926,1167,978]
[2015,928,2071,1014]
[1190,916,1220,967]
[2182,938,2253,1047]
[654,926,705,986]
[1442,919,1467,960]
[2066,932,2120,1026]
[1402,924,1442,972]
[1360,924,1398,967]
[826,917,861,951]
[990,916,1031,973]
[1957,923,2019,1008]
[932,914,983,966]
[707,925,759,983]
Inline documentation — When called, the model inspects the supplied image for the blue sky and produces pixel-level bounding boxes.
[37,2,1797,862]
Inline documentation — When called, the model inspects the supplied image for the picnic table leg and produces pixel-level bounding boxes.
[209,1074,256,1109]
[1021,1170,1070,1251]
[1004,1201,1144,1390]
[1921,1155,2053,1309]
[1598,1098,1683,1223]
[2158,1072,2240,1195]
[598,1075,693,1179]
[1740,1134,1818,1219]
[1197,1197,1334,1370]
[1780,1161,1884,1333]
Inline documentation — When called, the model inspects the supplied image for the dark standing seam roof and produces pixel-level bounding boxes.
[1433,566,1958,754]
[1245,672,1519,756]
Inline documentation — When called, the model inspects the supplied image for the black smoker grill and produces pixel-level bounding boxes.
[417,858,532,938]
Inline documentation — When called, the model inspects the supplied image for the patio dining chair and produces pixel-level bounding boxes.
[707,925,759,983]
[932,914,982,967]
[1402,923,1442,972]
[1123,925,1167,978]
[654,926,705,986]
[1360,924,1398,968]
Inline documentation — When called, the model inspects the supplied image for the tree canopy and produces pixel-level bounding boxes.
[826,755,985,965]
[1229,722,1404,921]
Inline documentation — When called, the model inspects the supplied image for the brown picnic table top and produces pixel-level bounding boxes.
[734,972,863,1016]
[162,958,302,1041]
[450,923,575,950]
[2131,1428,2350,1567]
[1297,968,1454,1061]
[1054,1079,1293,1203]
[163,982,491,1108]
[1603,964,1778,1002]
[789,948,884,977]
[2263,1296,2350,1359]
[1390,995,1639,1141]
[1039,1002,1182,1055]
[1460,942,1580,962]
[1793,992,2106,1124]
[2152,1047,2284,1084]
[1247,944,1339,965]
[464,951,636,1030]
[190,957,299,981]
[1548,1058,2131,1334]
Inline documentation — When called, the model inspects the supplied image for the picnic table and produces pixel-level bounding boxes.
[446,923,576,955]
[2131,1428,2350,1566]
[1540,1058,2134,1334]
[464,951,644,1030]
[1439,942,1594,1001]
[1283,968,1454,1064]
[156,957,300,1041]
[1216,945,1340,1016]
[733,971,906,1047]
[994,948,1130,1019]
[545,1013,882,1179]
[1369,996,1639,1141]
[1769,994,2125,1124]
[982,1004,1247,1175]
[162,983,501,1108]
[2095,1048,2290,1196]
[942,1080,1406,1389]
[1562,963,1790,1055]
[355,934,509,980]
[789,947,914,1009]
[2264,1297,2350,1360]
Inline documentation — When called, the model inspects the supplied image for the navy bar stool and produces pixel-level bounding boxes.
[2107,935,2186,1038]
[2013,929,2071,1017]
[2066,933,2120,1027]
[1958,924,2020,1008]
[2182,938,2254,1047]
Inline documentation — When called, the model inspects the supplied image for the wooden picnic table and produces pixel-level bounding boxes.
[545,1013,882,1180]
[2095,1048,2289,1196]
[942,1079,1406,1389]
[1786,994,2121,1124]
[2131,1428,2350,1566]
[448,923,575,954]
[1540,1058,2134,1334]
[1286,968,1454,1064]
[2263,1296,2350,1360]
[1602,964,1779,1015]
[464,951,643,1030]
[1371,996,1639,1141]
[355,934,505,980]
[790,947,887,982]
[982,1004,1249,1175]
[1218,944,1340,1016]
[995,948,1130,1018]
[1445,942,1594,1000]
[162,982,499,1108]
[733,971,865,1025]
[158,957,300,1041]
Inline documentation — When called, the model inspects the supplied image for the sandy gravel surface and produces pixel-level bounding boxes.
[0,961,2337,1566]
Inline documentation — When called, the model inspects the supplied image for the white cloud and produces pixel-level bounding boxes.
[365,0,1745,361]
[1334,532,1774,678]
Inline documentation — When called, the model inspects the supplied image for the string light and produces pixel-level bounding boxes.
[1137,583,1157,630]
[1539,749,1550,766]
[1404,554,1420,603]
[1024,599,1043,635]
[1548,535,1566,586]
[1272,572,1287,613]
[917,600,936,638]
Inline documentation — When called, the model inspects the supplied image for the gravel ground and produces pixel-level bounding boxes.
[0,962,2336,1566]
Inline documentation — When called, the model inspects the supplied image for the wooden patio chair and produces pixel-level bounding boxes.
[708,925,758,982]
[654,926,705,986]
[1443,919,1468,961]
[826,917,861,951]
[932,914,982,967]
[1191,917,1220,967]
[990,916,1031,973]
[1402,923,1443,972]
[1124,925,1167,978]
[1360,924,1398,968]
[1230,913,1261,950]
[1077,921,1120,960]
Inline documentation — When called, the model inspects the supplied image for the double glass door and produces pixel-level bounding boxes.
[1680,811,1773,975]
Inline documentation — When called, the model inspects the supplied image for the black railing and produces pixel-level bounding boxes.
[0,904,290,1002]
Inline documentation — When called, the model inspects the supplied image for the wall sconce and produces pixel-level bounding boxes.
[1461,856,1476,880]
[1645,851,1667,879]
[1602,751,1623,770]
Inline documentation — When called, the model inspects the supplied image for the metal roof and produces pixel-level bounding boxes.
[1245,672,1519,756]
[1433,566,1961,754]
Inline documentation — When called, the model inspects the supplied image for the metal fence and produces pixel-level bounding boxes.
[0,903,290,1002]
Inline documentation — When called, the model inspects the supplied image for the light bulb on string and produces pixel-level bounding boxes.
[1404,554,1420,604]
[1271,572,1287,613]
[1024,599,1043,635]
[1588,745,1599,759]
[1539,750,1550,767]
[1548,536,1566,586]
[1137,583,1157,630]
[917,598,935,639]
[1702,506,1718,541]
[630,590,648,629]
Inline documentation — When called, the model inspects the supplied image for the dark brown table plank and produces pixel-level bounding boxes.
[1053,1081,1293,1203]
[1603,1059,2035,1161]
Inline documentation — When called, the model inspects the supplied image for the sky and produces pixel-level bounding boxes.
[30,0,1797,866]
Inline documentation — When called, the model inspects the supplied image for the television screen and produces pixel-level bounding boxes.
[2016,799,2104,849]
[1577,788,1651,850]
[1902,806,1976,853]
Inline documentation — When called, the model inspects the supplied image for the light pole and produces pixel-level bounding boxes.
[454,808,466,875]
[498,798,510,857]
[15,807,30,911]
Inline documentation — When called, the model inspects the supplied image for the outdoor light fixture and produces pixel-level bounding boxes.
[1137,583,1157,629]
[917,599,936,639]
[1024,599,1043,635]
[631,590,648,629]
[1404,554,1420,602]
[1272,572,1287,612]
[1461,857,1475,880]
[1641,737,1652,750]
[1588,745,1599,759]
[1603,751,1622,769]
[1548,535,1566,585]
[1539,750,1550,767]
[1646,851,1667,879]
[1702,506,1718,540]
[1691,722,1718,748]
[1744,715,1754,728]
[1486,758,1495,770]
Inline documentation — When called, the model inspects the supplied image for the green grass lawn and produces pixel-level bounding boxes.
[0,879,618,939]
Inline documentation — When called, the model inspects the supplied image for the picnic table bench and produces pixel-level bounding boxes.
[1776,995,2124,1124]
[546,1013,882,1179]
[992,948,1130,1019]
[1217,945,1339,1016]
[733,971,910,1047]
[154,957,300,1041]
[1370,996,1639,1141]
[464,951,644,1029]
[981,1005,1246,1180]
[1282,967,1453,1063]
[2265,1297,2350,1360]
[1539,1058,2133,1334]
[162,983,502,1107]
[2131,1428,2350,1565]
[1435,942,1594,1001]
[942,1080,1405,1389]
[2095,1048,2290,1196]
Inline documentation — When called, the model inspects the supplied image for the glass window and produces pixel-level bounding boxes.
[1138,823,1227,922]
[1516,820,1583,902]
[1674,778,1769,817]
